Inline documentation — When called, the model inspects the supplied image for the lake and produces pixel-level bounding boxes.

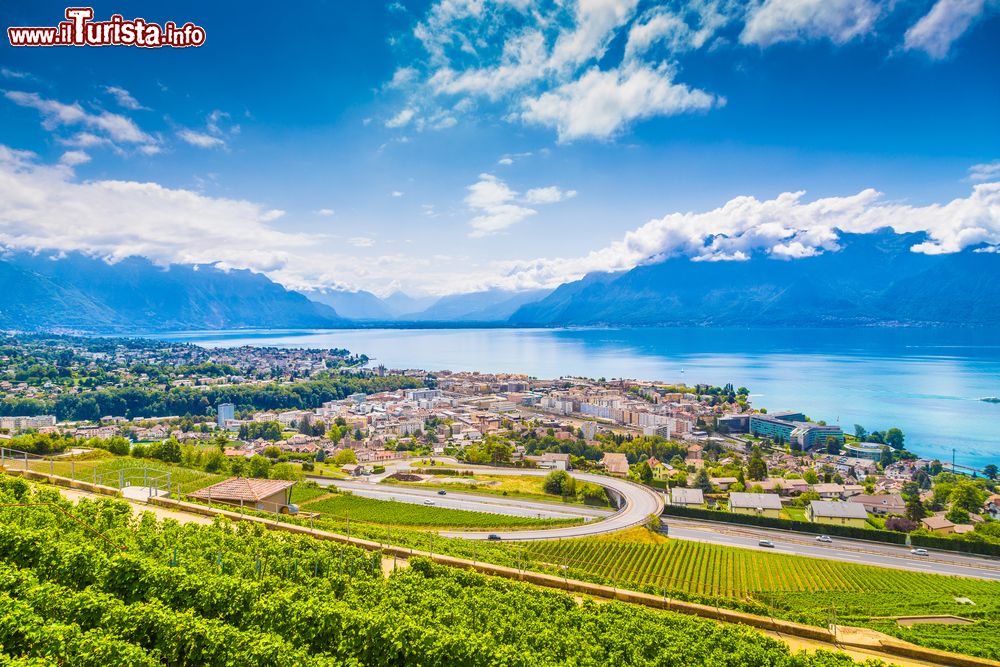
[154,327,1000,469]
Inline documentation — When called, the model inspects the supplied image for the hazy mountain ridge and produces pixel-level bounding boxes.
[0,252,343,331]
[509,232,1000,327]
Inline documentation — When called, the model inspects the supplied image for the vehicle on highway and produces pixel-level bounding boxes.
[437,490,447,495]
[487,534,502,541]
[423,499,435,506]
[758,539,775,548]
[911,548,929,556]
[816,535,833,543]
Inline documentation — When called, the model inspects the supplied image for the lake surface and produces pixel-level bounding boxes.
[154,327,1000,469]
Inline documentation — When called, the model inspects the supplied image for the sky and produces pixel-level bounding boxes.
[1,0,998,296]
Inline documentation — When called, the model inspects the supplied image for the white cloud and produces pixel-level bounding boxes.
[969,160,1000,182]
[497,157,514,165]
[519,63,718,141]
[1,68,31,79]
[903,0,989,59]
[465,173,576,236]
[349,237,376,247]
[391,190,405,197]
[524,186,577,204]
[741,0,883,46]
[58,150,90,166]
[386,107,416,128]
[176,129,225,148]
[491,182,1000,290]
[5,91,158,151]
[104,86,145,110]
[316,208,336,216]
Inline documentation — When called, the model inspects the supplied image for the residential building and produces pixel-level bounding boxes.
[921,516,956,535]
[728,492,782,518]
[807,501,869,527]
[601,452,629,476]
[848,494,905,516]
[670,487,705,507]
[217,403,235,428]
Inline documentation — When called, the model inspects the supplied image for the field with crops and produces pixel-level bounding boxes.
[0,475,875,666]
[303,492,584,530]
[526,537,1000,660]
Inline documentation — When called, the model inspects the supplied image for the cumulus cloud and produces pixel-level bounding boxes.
[0,145,310,279]
[385,107,416,128]
[903,0,990,59]
[519,62,719,141]
[466,173,575,236]
[58,150,90,166]
[490,183,1000,290]
[5,91,158,152]
[177,109,238,149]
[316,208,336,216]
[741,0,883,46]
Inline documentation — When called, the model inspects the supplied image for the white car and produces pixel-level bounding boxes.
[816,535,833,543]
[910,548,929,556]
[423,499,436,506]
[758,539,775,548]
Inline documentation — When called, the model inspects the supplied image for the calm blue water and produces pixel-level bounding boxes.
[154,327,1000,469]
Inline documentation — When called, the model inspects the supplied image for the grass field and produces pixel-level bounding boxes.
[384,473,610,506]
[24,455,226,494]
[523,534,1000,660]
[301,492,585,530]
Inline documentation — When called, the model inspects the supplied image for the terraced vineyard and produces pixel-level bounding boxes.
[526,538,1000,660]
[0,476,876,666]
[303,492,583,530]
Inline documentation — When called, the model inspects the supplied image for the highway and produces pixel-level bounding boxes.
[314,478,612,521]
[312,459,1000,579]
[663,517,1000,581]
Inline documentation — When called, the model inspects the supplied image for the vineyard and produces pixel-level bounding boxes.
[526,538,1000,660]
[0,476,880,666]
[301,492,584,530]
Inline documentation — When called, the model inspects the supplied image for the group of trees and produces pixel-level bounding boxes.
[542,470,607,504]
[0,374,422,422]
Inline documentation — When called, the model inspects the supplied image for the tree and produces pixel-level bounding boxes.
[904,494,927,522]
[693,468,713,493]
[825,436,841,455]
[633,461,653,485]
[333,448,357,465]
[853,424,867,441]
[315,448,326,463]
[247,454,270,479]
[263,445,282,460]
[879,446,893,468]
[945,506,970,524]
[949,480,986,513]
[543,470,574,496]
[984,463,998,481]
[885,427,905,449]
[803,469,819,485]
[269,462,303,481]
[746,448,767,481]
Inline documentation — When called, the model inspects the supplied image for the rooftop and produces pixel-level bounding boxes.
[188,477,296,503]
[809,500,868,519]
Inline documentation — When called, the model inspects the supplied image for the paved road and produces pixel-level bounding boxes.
[664,517,1000,581]
[314,478,612,521]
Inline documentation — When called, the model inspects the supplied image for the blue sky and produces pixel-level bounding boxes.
[1,0,998,295]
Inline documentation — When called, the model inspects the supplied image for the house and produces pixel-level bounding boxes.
[540,452,571,470]
[807,501,869,528]
[601,452,629,476]
[921,516,956,534]
[670,487,705,508]
[848,494,905,516]
[710,476,739,491]
[812,483,846,499]
[728,492,782,518]
[188,477,296,512]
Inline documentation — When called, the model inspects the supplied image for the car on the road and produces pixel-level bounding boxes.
[758,539,775,548]
[423,499,435,506]
[910,548,929,556]
[487,534,502,541]
[816,535,833,543]
[437,490,447,495]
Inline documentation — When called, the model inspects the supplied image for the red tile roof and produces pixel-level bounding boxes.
[188,477,295,502]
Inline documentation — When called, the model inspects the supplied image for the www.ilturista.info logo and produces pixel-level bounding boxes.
[8,7,206,48]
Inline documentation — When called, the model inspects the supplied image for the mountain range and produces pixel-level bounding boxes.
[3,230,999,332]
[0,252,342,331]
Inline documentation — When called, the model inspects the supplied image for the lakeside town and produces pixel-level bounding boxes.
[2,333,999,544]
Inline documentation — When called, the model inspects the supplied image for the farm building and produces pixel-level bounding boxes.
[188,477,296,512]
